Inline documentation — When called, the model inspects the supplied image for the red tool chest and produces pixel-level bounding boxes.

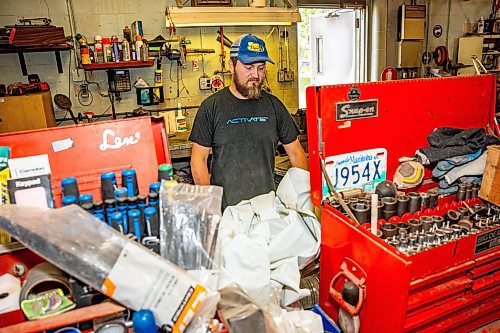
[306,75,499,332]
[0,116,170,205]
[0,116,171,328]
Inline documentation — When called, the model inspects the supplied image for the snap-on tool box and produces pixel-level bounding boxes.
[306,75,499,332]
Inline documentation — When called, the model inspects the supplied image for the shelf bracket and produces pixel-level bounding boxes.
[15,49,65,76]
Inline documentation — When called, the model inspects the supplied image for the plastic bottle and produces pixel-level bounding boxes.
[175,103,187,132]
[111,35,120,62]
[102,37,112,62]
[94,35,104,63]
[155,58,163,87]
[80,40,91,65]
[135,35,143,62]
[122,39,131,62]
[131,43,137,61]
[478,16,485,34]
[123,25,132,44]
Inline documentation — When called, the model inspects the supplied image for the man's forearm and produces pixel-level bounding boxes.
[191,159,211,185]
[285,140,309,171]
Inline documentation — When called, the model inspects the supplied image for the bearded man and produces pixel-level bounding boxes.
[189,34,308,210]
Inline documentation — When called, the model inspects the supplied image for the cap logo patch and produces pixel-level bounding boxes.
[247,42,264,53]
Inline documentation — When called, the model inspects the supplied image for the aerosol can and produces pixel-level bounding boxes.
[122,39,131,61]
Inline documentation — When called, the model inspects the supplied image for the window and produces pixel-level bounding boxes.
[297,7,366,108]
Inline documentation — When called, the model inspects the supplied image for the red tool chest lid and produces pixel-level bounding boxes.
[0,116,170,205]
[306,75,497,207]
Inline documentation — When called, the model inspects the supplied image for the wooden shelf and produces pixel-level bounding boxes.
[82,60,154,71]
[0,43,72,76]
[466,33,500,39]
[167,7,301,27]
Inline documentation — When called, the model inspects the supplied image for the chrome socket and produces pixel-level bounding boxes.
[408,192,422,213]
[420,216,434,232]
[432,215,445,229]
[408,218,423,233]
[427,189,439,208]
[396,194,410,217]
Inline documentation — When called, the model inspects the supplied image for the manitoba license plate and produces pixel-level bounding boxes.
[323,148,387,196]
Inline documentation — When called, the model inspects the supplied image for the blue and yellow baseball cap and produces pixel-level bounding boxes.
[230,34,275,64]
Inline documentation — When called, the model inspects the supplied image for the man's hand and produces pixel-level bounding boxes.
[190,142,211,185]
[283,139,309,171]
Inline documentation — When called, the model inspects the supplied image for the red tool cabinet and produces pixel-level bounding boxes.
[0,116,171,328]
[0,116,171,205]
[306,75,499,332]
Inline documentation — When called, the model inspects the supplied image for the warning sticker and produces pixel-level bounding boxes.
[474,228,500,254]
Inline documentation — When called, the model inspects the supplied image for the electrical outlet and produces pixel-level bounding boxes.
[284,70,294,82]
[278,70,294,82]
[199,77,211,90]
[278,70,286,82]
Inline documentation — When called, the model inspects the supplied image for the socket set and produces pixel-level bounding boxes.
[323,180,498,256]
[378,202,499,256]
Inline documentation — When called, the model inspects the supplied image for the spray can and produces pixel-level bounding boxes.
[102,37,112,62]
[94,35,104,63]
[111,35,120,62]
[122,39,131,61]
[80,41,91,65]
[141,43,149,62]
[478,16,485,34]
[131,43,137,61]
[176,102,187,132]
[135,35,143,62]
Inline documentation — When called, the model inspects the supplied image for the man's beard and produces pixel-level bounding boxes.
[234,71,263,100]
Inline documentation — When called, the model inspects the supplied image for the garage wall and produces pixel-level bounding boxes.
[0,0,299,127]
[383,0,491,75]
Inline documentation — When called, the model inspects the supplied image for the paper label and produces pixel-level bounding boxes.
[101,242,206,332]
[8,154,51,179]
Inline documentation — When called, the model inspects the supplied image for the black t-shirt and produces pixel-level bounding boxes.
[189,87,299,208]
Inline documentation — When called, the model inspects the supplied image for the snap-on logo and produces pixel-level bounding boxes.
[15,178,41,187]
[99,129,141,151]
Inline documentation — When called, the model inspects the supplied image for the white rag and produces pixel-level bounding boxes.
[218,167,320,307]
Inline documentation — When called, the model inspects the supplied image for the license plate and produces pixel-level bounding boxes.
[323,148,387,196]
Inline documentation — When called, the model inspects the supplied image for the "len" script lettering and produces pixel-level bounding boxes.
[99,129,141,151]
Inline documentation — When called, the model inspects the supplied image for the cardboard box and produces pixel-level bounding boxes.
[479,145,500,206]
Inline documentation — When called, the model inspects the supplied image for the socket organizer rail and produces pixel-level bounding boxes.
[306,75,499,332]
